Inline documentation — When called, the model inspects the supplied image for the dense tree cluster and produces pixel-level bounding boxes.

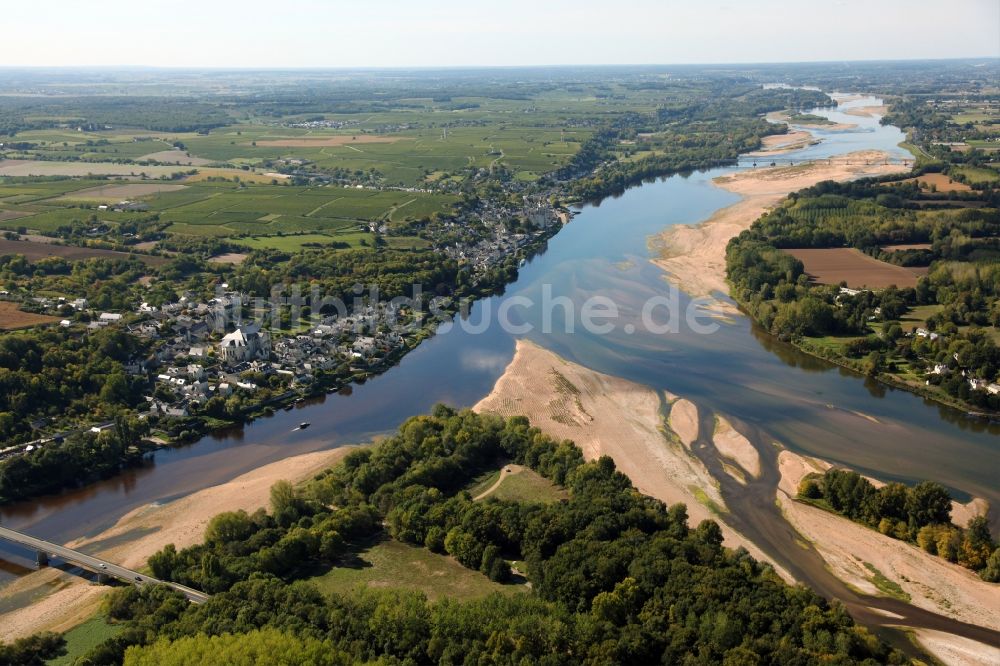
[799,469,1000,581]
[74,407,907,665]
[0,633,65,666]
[0,416,151,503]
[0,327,147,443]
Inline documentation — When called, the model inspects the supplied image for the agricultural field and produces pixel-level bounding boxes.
[0,177,459,241]
[784,248,927,289]
[0,160,190,178]
[953,165,999,184]
[308,536,525,602]
[896,172,971,193]
[0,238,167,265]
[0,301,60,329]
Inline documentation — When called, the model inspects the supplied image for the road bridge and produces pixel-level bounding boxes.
[0,525,208,603]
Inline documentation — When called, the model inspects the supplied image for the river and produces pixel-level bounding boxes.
[2,95,997,610]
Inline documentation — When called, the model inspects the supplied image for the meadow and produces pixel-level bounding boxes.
[308,535,525,602]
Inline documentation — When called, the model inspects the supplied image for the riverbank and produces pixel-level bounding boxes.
[0,447,353,641]
[474,338,792,581]
[776,449,999,636]
[648,150,908,306]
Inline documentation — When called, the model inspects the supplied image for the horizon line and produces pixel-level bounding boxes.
[1,56,998,72]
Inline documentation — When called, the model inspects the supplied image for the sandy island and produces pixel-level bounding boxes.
[776,450,999,635]
[765,110,858,132]
[0,447,352,641]
[746,129,817,156]
[475,338,792,580]
[845,104,889,118]
[648,151,908,305]
[712,416,761,480]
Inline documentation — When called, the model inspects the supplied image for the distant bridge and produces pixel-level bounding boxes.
[735,156,914,169]
[0,525,209,603]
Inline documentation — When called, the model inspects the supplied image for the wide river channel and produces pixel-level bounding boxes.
[2,97,998,630]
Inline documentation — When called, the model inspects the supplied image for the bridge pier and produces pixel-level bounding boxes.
[36,550,49,567]
[96,572,110,585]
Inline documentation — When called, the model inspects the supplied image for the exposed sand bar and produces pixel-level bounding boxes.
[712,416,761,478]
[649,151,909,303]
[746,129,817,156]
[475,338,791,580]
[0,448,352,641]
[914,629,1000,666]
[845,104,889,118]
[777,450,1000,634]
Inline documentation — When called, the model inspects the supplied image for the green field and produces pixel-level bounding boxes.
[308,536,525,602]
[953,165,1000,184]
[467,466,568,503]
[46,613,122,666]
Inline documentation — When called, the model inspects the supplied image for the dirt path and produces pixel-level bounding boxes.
[472,464,525,501]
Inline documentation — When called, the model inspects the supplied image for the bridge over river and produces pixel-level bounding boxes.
[0,525,208,603]
[736,156,914,168]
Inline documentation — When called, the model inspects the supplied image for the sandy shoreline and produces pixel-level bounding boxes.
[474,338,792,581]
[0,447,352,641]
[648,151,908,305]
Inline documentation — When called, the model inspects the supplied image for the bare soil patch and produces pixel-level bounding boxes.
[900,173,972,193]
[0,301,59,330]
[60,183,188,201]
[254,135,405,147]
[882,242,932,251]
[207,252,249,265]
[0,238,168,267]
[0,160,187,178]
[0,210,30,222]
[784,248,926,289]
[138,149,213,166]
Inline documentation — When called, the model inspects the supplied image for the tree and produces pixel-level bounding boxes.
[270,480,300,526]
[204,510,255,544]
[959,515,995,570]
[906,481,952,529]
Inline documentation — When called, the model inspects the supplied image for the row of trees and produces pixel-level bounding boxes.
[799,469,1000,581]
[71,406,907,665]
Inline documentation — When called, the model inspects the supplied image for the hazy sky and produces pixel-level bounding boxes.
[4,0,998,68]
